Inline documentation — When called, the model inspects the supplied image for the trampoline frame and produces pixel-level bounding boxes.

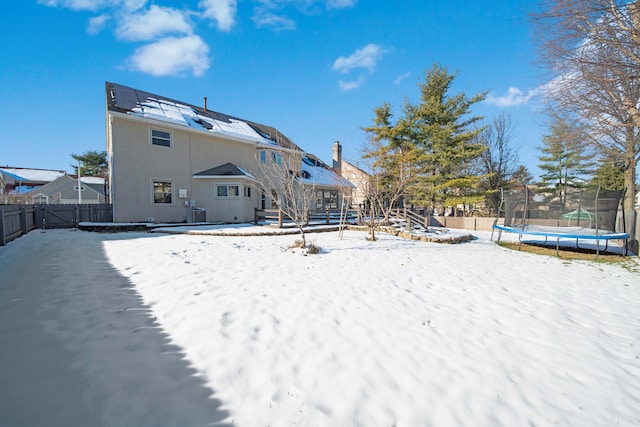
[491,186,630,258]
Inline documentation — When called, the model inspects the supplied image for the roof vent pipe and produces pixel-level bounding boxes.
[203,97,208,111]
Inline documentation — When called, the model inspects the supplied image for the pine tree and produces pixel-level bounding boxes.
[363,64,487,216]
[537,118,593,203]
[361,103,420,239]
[71,150,108,177]
[402,64,487,211]
[590,151,625,190]
[512,165,534,187]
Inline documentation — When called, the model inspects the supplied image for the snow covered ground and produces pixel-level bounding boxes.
[99,226,640,426]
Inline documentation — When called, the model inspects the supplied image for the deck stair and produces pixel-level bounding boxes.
[388,208,430,233]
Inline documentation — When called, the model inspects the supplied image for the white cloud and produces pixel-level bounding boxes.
[326,0,357,8]
[485,86,542,107]
[199,0,237,32]
[116,5,193,41]
[338,77,365,91]
[38,0,146,12]
[332,44,386,74]
[252,10,296,30]
[394,72,410,85]
[127,35,210,77]
[87,14,110,34]
[251,0,356,29]
[38,0,109,11]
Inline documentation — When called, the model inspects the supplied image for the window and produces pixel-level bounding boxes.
[259,150,266,163]
[316,190,338,209]
[271,152,281,164]
[244,186,252,198]
[151,128,172,147]
[216,184,240,198]
[153,180,173,204]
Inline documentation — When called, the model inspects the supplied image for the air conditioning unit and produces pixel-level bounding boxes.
[187,208,206,223]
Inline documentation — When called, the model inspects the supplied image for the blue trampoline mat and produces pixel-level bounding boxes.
[493,224,630,241]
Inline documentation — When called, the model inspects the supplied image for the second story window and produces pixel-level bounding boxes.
[151,128,172,148]
[259,150,266,163]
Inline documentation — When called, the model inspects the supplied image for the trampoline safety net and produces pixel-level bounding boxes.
[500,186,624,234]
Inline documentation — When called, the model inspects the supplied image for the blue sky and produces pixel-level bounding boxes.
[2,0,548,177]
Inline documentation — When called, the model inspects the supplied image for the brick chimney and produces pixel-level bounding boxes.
[332,141,342,175]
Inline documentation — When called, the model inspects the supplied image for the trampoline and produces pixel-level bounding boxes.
[491,186,629,257]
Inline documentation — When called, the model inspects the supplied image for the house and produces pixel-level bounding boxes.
[106,82,353,223]
[0,166,66,203]
[332,141,370,206]
[25,175,107,204]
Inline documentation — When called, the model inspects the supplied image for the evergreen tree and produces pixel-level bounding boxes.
[590,151,625,190]
[537,118,593,203]
[363,64,487,216]
[361,103,420,239]
[512,165,534,187]
[408,65,487,211]
[71,150,108,177]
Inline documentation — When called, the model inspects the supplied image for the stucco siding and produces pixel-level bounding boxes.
[109,114,264,223]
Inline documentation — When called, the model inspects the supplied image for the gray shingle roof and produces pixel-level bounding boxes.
[106,82,302,152]
[194,163,249,177]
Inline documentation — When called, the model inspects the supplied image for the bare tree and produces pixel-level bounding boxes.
[533,0,640,251]
[356,135,414,241]
[474,113,519,215]
[252,150,317,248]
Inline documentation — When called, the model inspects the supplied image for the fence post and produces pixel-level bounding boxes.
[0,207,6,246]
[254,208,258,225]
[278,209,283,228]
[35,205,44,229]
[326,208,330,224]
[20,206,27,234]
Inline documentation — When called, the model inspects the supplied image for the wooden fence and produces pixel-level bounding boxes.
[255,208,358,227]
[0,205,37,246]
[0,204,113,246]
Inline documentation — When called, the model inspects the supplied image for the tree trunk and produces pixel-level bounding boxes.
[624,151,638,254]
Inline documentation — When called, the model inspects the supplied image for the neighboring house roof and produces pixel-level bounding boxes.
[301,155,354,188]
[0,167,66,184]
[76,176,105,185]
[342,158,369,176]
[25,175,105,199]
[68,175,106,194]
[193,163,256,179]
[106,82,303,152]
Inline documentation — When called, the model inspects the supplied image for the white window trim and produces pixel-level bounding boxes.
[215,183,241,199]
[149,127,173,149]
[151,178,175,205]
